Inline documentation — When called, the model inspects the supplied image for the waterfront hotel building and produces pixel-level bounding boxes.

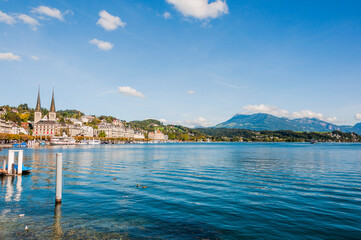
[33,87,60,137]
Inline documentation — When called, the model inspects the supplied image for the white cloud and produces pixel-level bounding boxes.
[324,117,338,123]
[242,104,339,123]
[18,14,40,30]
[159,119,168,123]
[32,6,64,20]
[118,86,145,98]
[89,38,114,51]
[355,113,361,121]
[0,10,16,25]
[187,90,195,95]
[0,52,21,61]
[290,110,323,119]
[175,117,211,128]
[243,104,289,117]
[166,0,228,20]
[30,55,39,60]
[163,11,171,19]
[97,10,126,31]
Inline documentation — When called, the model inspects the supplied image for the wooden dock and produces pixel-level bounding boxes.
[0,169,8,176]
[0,144,13,150]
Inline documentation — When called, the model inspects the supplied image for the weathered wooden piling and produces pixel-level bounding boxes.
[55,153,62,204]
[2,159,6,172]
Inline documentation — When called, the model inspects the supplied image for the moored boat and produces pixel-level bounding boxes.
[1,164,32,174]
[87,139,101,145]
[50,136,76,145]
[77,140,88,145]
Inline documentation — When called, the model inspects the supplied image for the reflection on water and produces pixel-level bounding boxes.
[15,175,22,202]
[3,176,23,202]
[1,143,361,239]
[53,203,62,239]
[4,177,14,202]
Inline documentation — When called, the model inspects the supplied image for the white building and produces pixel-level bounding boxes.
[68,118,83,126]
[113,126,134,138]
[68,125,82,137]
[0,119,12,134]
[112,119,124,126]
[97,122,143,139]
[97,122,113,137]
[0,108,6,116]
[148,129,168,140]
[68,125,95,137]
[11,126,28,135]
[82,126,94,137]
[134,131,145,139]
[81,115,95,123]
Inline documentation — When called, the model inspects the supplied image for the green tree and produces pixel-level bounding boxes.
[5,112,21,125]
[18,103,29,111]
[98,130,106,137]
[28,112,34,122]
[181,133,189,141]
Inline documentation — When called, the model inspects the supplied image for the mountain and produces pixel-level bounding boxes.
[216,113,359,133]
[351,122,361,134]
[216,113,298,131]
[130,119,208,141]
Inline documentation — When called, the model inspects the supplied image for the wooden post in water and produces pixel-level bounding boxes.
[2,159,6,172]
[55,153,62,204]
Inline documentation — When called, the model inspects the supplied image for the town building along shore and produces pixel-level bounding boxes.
[0,87,171,141]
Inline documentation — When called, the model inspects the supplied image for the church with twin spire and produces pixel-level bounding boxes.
[33,87,60,137]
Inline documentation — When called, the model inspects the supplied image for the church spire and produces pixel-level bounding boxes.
[35,85,41,112]
[50,87,56,112]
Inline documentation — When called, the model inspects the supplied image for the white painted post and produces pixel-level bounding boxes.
[55,153,62,204]
[8,150,14,174]
[18,150,23,175]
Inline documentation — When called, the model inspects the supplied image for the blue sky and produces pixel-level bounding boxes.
[1,0,361,127]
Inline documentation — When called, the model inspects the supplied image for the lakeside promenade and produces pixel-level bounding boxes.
[0,144,13,148]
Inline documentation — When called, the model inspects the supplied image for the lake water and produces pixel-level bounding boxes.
[1,143,361,239]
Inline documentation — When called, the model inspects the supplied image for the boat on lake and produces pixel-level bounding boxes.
[1,164,32,174]
[77,140,88,145]
[13,142,27,148]
[50,136,76,145]
[87,139,101,145]
[76,139,101,145]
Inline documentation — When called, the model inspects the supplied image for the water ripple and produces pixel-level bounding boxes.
[1,143,361,239]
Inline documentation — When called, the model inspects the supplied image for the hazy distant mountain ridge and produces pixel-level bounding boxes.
[216,113,360,134]
[351,122,361,134]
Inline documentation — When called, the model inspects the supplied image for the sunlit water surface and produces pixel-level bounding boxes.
[1,143,361,239]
